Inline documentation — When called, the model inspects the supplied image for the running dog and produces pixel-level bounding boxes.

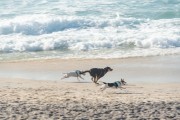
[61,70,85,80]
[100,79,127,91]
[81,67,113,84]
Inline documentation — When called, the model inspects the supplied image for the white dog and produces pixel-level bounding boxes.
[100,79,127,91]
[61,70,85,80]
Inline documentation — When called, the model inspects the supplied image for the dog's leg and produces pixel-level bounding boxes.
[101,87,106,91]
[95,75,102,84]
[91,77,94,82]
[79,75,84,80]
[119,87,128,93]
[94,75,98,83]
[100,85,106,91]
[94,76,97,83]
[120,87,126,89]
[77,76,80,81]
[96,78,100,84]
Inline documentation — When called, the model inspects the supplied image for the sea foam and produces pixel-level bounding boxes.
[0,14,180,61]
[0,15,180,53]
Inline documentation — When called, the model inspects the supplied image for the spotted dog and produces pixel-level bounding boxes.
[100,79,127,91]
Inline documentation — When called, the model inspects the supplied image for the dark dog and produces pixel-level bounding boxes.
[100,79,127,91]
[81,67,113,84]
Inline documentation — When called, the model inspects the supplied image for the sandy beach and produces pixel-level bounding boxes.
[0,79,180,119]
[1,0,180,119]
[0,55,180,119]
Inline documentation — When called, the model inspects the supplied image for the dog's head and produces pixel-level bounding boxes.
[104,67,113,72]
[120,78,126,85]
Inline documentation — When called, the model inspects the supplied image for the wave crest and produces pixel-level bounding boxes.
[0,15,92,35]
[0,15,143,35]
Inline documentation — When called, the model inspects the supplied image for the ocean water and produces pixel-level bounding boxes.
[0,0,180,61]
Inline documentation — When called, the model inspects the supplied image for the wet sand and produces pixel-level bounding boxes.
[0,55,180,83]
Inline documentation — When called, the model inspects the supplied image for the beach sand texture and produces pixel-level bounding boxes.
[0,56,180,119]
[0,78,180,119]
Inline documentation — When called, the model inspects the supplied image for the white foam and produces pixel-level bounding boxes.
[0,15,180,60]
[0,15,93,35]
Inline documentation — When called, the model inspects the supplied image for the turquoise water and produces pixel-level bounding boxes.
[0,0,180,61]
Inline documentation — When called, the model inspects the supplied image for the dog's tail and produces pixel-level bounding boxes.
[81,70,90,74]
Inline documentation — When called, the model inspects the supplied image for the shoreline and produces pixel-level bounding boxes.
[0,55,180,83]
[1,54,180,63]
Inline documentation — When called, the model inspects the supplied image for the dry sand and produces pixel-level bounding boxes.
[0,78,180,119]
[0,55,180,119]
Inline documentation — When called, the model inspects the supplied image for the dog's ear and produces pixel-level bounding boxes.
[106,66,113,71]
[121,78,125,83]
[121,79,127,84]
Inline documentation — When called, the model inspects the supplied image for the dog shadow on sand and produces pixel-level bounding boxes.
[112,92,143,94]
[64,81,92,83]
